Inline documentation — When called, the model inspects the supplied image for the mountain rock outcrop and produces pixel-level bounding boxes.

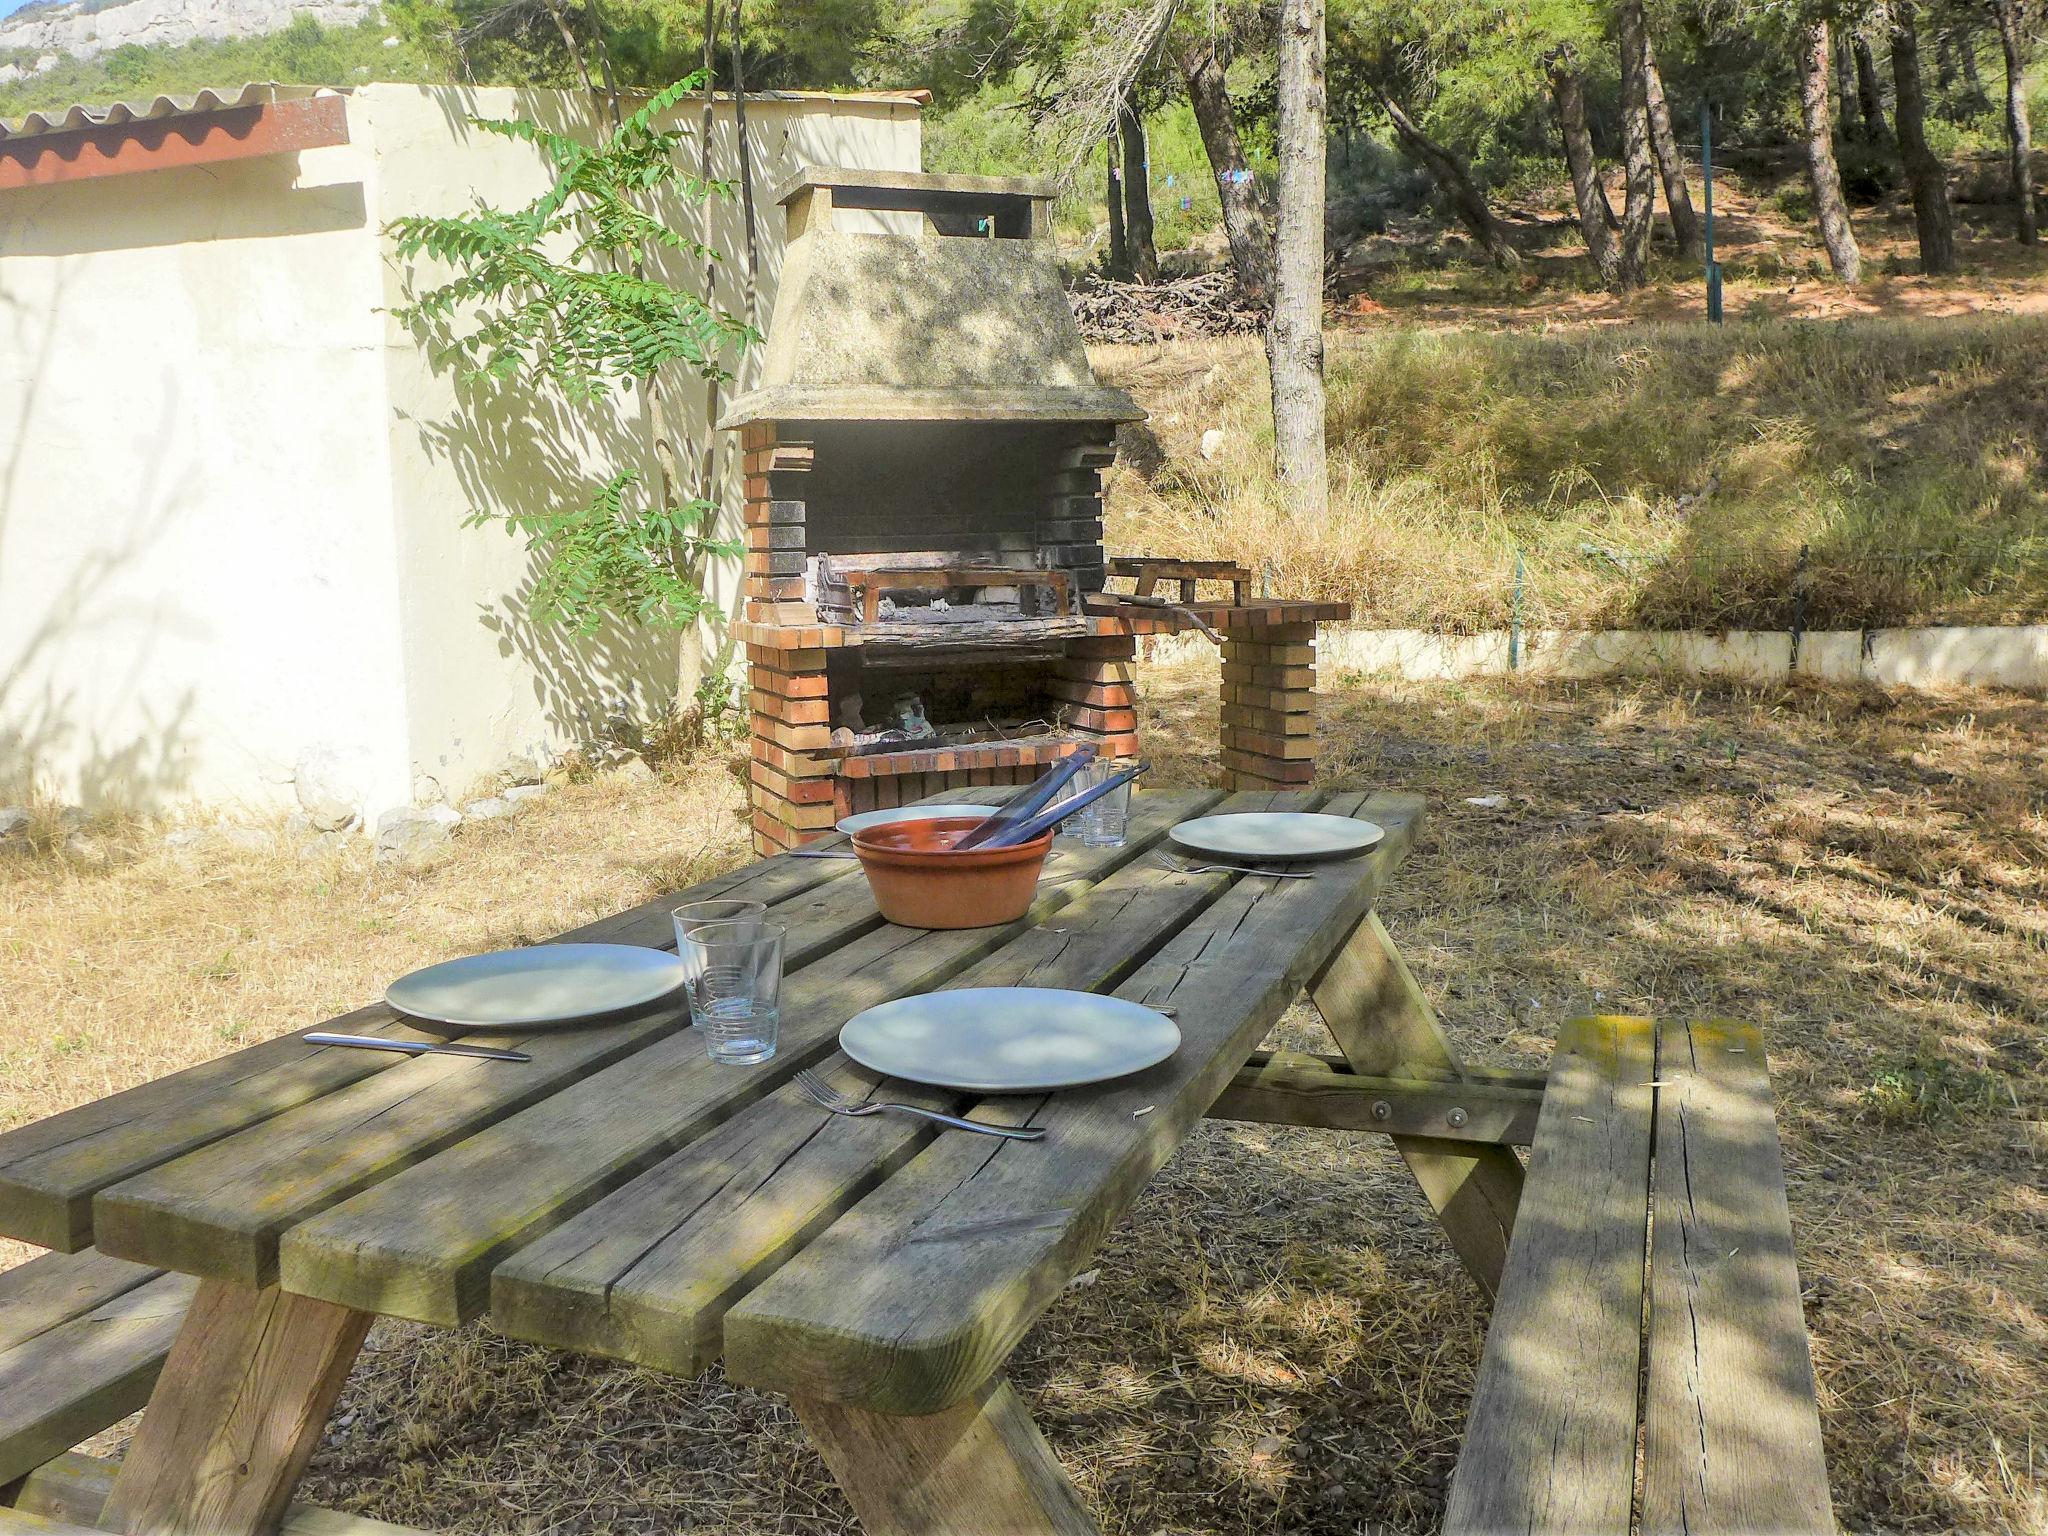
[0,0,376,75]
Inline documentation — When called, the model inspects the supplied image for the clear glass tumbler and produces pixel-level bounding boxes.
[677,918,783,1065]
[672,898,767,944]
[1073,762,1133,848]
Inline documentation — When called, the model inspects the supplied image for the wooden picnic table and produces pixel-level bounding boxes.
[0,787,1533,1536]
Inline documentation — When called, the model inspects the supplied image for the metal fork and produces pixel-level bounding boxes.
[1152,851,1313,880]
[793,1069,1046,1141]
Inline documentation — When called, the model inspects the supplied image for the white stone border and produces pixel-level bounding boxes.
[1144,625,2048,694]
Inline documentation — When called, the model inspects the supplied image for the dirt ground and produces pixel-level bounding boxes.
[3,664,2044,1534]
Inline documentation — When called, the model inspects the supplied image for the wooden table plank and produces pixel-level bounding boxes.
[0,1272,198,1488]
[275,793,1219,1327]
[0,1247,165,1355]
[489,790,1260,1372]
[1639,1019,1832,1535]
[722,792,1424,1416]
[1441,1016,1654,1536]
[83,854,895,1290]
[0,854,856,1254]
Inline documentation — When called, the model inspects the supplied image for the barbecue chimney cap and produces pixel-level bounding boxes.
[719,167,1143,431]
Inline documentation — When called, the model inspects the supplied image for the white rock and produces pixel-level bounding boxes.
[412,774,447,806]
[294,749,360,833]
[503,785,547,805]
[64,832,111,868]
[498,749,546,786]
[1199,427,1226,461]
[374,805,458,865]
[1464,795,1509,810]
[613,752,656,782]
[0,806,27,841]
[463,797,512,820]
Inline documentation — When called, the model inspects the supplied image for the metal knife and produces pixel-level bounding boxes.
[306,1032,531,1063]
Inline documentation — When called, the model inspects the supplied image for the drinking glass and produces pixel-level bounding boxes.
[672,898,767,947]
[678,919,783,1065]
[1070,761,1133,848]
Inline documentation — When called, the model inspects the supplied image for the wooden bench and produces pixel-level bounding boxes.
[0,1250,430,1536]
[0,1249,194,1496]
[1444,1017,1833,1535]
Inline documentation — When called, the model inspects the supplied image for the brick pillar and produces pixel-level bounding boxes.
[740,421,815,626]
[1218,622,1317,789]
[747,643,835,855]
[1053,634,1141,759]
[741,420,834,856]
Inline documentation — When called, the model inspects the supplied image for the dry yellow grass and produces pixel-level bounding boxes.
[1097,319,2048,634]
[3,668,2045,1533]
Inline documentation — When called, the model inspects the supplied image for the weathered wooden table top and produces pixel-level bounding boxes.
[0,787,1422,1420]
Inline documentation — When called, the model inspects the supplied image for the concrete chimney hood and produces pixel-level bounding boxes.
[717,167,1143,428]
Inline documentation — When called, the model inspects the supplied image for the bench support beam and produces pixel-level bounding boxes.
[1209,1053,1544,1143]
[793,1376,1099,1536]
[1307,912,1528,1298]
[102,1281,371,1536]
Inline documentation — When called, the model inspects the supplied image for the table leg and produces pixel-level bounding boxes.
[792,1376,1100,1536]
[100,1280,371,1536]
[1308,911,1527,1299]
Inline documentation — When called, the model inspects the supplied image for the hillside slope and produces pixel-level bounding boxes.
[0,0,371,76]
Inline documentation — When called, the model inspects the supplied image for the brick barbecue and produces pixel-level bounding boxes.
[720,168,1350,854]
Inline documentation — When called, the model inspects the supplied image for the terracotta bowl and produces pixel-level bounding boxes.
[851,816,1054,929]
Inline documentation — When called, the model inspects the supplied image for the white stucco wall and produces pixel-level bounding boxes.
[361,86,921,802]
[0,84,920,817]
[0,124,412,814]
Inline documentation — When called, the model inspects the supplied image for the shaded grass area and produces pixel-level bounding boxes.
[2,670,2044,1532]
[1101,317,2048,633]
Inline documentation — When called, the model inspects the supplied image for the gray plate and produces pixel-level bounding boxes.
[837,803,1000,836]
[385,944,687,1031]
[1168,811,1384,863]
[840,986,1180,1093]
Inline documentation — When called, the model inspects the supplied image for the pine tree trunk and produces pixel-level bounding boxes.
[1643,28,1703,258]
[1936,28,1959,98]
[1802,19,1865,281]
[1548,46,1622,284]
[1614,0,1659,286]
[1177,34,1274,296]
[1836,32,1863,139]
[1993,0,2038,244]
[1960,27,1989,112]
[1376,87,1521,268]
[1892,0,1959,273]
[1105,124,1130,277]
[1855,33,1894,145]
[1119,106,1161,282]
[1268,0,1328,517]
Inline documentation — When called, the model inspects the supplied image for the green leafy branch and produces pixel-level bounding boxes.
[389,75,754,634]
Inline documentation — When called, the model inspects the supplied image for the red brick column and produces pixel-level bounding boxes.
[747,643,834,855]
[1218,622,1317,789]
[1052,634,1142,759]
